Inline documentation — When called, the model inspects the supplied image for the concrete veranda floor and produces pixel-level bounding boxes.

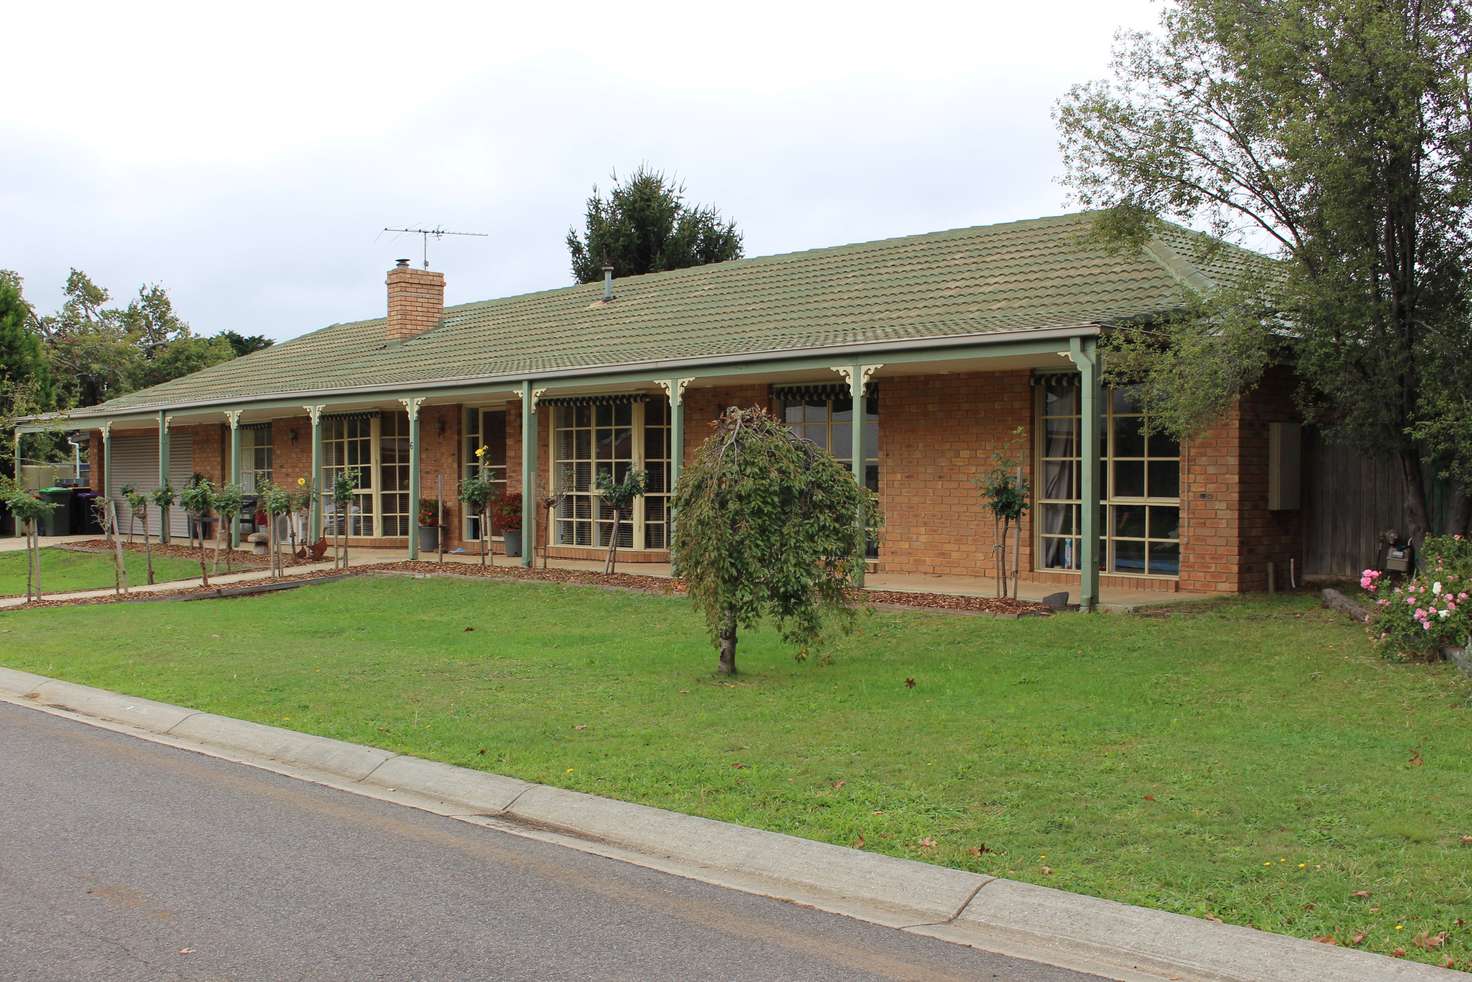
[2,535,1218,612]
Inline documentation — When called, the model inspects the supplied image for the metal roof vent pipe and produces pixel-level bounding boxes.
[602,265,615,302]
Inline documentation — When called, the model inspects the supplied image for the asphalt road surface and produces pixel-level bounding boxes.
[0,700,1101,981]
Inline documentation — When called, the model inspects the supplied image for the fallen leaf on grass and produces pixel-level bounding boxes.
[1413,931,1447,950]
[477,748,486,755]
[463,626,475,632]
[832,779,846,790]
[1409,748,1424,767]
[1460,835,1472,846]
[731,762,746,769]
[1351,890,1371,898]
[1312,935,1337,945]
[1392,948,1406,958]
[1143,794,1156,802]
[1444,958,1457,969]
[1349,932,1366,947]
[1302,903,1316,911]
[853,833,866,849]
[918,836,936,850]
[1040,865,1054,876]
[904,677,916,689]
[573,724,587,731]
[1204,913,1223,924]
[968,844,993,857]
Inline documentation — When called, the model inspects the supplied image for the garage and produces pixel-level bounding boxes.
[106,432,194,540]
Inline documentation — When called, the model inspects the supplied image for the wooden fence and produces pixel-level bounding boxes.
[1302,428,1467,578]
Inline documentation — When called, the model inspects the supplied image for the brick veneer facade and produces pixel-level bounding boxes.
[79,369,1305,593]
[385,266,445,343]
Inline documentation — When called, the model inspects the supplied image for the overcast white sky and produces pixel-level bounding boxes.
[1,0,1160,342]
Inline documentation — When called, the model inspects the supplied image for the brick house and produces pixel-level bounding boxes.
[15,212,1301,609]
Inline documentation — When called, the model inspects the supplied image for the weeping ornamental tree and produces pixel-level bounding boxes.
[1055,0,1472,542]
[672,407,878,675]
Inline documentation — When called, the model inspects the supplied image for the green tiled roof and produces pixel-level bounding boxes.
[76,211,1270,416]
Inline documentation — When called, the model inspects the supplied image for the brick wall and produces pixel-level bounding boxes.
[1178,368,1304,592]
[879,371,1033,578]
[419,404,462,550]
[185,424,226,485]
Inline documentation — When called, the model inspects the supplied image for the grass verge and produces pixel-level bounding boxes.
[0,576,1468,967]
[0,546,205,597]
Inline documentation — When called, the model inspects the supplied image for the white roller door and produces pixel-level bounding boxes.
[106,433,193,539]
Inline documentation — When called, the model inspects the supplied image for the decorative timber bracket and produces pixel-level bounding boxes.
[830,364,883,394]
[224,410,242,430]
[398,396,425,421]
[657,377,694,406]
[304,404,325,425]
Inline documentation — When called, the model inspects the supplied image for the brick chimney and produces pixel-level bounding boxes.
[385,259,445,343]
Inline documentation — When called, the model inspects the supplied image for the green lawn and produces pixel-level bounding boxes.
[0,547,206,597]
[1,576,1468,966]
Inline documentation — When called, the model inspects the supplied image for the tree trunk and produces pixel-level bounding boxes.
[31,522,41,601]
[109,501,128,595]
[197,516,210,588]
[481,506,489,569]
[994,515,1003,598]
[1399,448,1432,548]
[24,521,34,602]
[143,513,155,585]
[717,608,738,675]
[604,507,621,574]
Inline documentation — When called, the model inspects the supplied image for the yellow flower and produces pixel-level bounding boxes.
[297,477,306,487]
[1297,863,1306,869]
[474,445,488,458]
[1395,924,1404,931]
[1263,861,1272,867]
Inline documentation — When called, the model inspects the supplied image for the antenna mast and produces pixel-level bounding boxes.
[382,225,489,269]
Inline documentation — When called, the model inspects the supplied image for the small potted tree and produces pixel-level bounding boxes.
[417,497,441,555]
[178,478,216,587]
[331,469,360,570]
[494,492,523,558]
[214,482,245,573]
[594,468,646,574]
[976,429,1032,600]
[3,487,57,603]
[458,473,495,568]
[151,481,176,546]
[122,484,156,585]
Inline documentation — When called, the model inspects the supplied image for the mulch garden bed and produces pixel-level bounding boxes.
[5,553,1050,617]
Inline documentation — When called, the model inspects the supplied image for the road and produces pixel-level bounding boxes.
[0,701,1100,981]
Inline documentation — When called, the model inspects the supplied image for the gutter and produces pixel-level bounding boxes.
[17,323,1103,427]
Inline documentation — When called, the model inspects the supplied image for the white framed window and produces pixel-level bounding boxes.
[549,399,670,550]
[462,407,508,540]
[1035,377,1181,577]
[319,412,410,538]
[238,425,272,492]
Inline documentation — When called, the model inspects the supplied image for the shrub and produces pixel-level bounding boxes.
[1362,534,1472,661]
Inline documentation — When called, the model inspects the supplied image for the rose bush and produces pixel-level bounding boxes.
[1363,534,1472,660]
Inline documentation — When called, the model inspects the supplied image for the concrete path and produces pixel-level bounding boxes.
[0,700,1093,982]
[0,669,1455,982]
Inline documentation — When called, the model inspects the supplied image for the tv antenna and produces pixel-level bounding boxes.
[382,226,489,269]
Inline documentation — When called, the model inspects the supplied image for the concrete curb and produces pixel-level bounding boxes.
[0,668,1456,982]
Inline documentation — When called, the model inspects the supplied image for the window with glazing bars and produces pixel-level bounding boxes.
[1035,377,1181,576]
